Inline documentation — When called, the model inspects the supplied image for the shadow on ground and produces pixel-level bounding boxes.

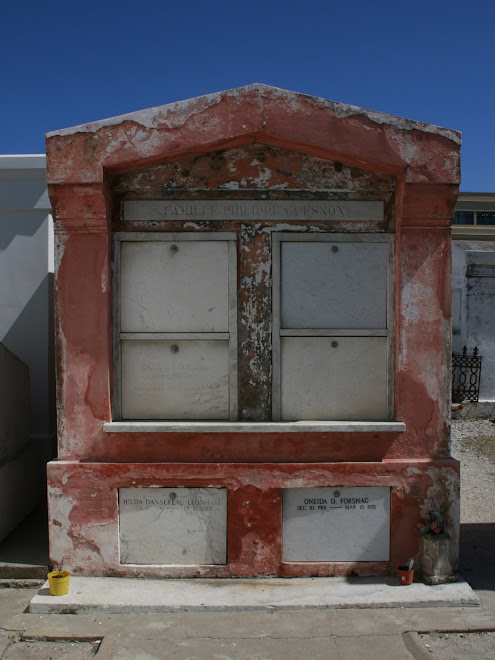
[0,505,49,568]
[459,522,495,591]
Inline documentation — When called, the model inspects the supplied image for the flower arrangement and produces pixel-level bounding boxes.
[416,508,446,536]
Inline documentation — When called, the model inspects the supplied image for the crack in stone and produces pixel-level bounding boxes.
[21,634,103,642]
[0,627,24,634]
[174,631,406,641]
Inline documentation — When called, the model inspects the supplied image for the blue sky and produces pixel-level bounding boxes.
[2,0,494,190]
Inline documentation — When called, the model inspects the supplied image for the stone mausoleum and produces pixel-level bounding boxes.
[46,84,460,578]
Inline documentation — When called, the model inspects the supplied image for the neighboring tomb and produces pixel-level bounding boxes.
[46,85,460,578]
[0,344,37,542]
[452,239,495,407]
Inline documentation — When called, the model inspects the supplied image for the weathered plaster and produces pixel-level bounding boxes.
[47,84,461,145]
[394,226,452,458]
[111,143,396,200]
[46,85,460,186]
[47,459,459,577]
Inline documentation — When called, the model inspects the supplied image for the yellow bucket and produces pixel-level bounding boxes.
[47,571,71,596]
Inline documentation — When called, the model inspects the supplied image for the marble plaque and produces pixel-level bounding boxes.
[121,339,229,419]
[120,240,229,333]
[280,337,388,421]
[283,487,390,562]
[119,487,227,565]
[281,241,388,329]
[124,200,384,222]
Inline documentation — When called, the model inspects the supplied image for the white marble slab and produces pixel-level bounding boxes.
[121,339,230,419]
[120,240,229,332]
[283,487,390,561]
[119,487,227,565]
[281,241,388,329]
[280,337,388,421]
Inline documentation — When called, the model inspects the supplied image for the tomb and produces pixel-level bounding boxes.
[46,84,460,578]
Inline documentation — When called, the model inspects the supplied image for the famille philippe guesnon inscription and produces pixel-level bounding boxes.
[283,487,390,562]
[124,200,384,222]
[119,487,227,565]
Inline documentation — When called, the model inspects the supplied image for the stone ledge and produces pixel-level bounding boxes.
[103,421,406,434]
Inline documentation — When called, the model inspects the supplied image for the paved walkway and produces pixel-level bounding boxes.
[1,576,495,659]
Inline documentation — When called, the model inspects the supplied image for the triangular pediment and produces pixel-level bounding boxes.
[46,84,461,186]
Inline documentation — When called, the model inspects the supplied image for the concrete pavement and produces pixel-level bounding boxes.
[2,584,495,659]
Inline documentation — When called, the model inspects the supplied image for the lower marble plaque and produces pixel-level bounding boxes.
[121,339,230,420]
[283,487,390,562]
[119,487,227,565]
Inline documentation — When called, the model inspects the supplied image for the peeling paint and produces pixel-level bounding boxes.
[47,80,460,142]
[112,143,396,197]
[47,460,459,576]
[100,269,107,293]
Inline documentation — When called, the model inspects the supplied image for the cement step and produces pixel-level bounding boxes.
[29,575,479,614]
[0,578,45,588]
[0,562,48,580]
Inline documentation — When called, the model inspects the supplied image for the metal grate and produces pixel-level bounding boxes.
[452,347,482,403]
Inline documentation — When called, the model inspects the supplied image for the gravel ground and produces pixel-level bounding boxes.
[418,631,495,658]
[451,419,495,523]
[2,640,99,660]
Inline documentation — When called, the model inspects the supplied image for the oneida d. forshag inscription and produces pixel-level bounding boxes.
[283,486,390,562]
[119,487,227,565]
[124,200,384,222]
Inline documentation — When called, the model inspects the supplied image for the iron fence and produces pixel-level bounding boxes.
[452,347,482,403]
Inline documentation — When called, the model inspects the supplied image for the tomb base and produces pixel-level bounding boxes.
[47,457,459,579]
[422,533,458,585]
